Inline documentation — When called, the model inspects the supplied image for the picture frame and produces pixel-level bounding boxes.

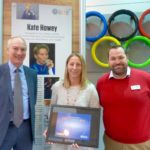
[46,104,100,148]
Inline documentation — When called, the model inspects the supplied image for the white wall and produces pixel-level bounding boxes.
[86,0,150,12]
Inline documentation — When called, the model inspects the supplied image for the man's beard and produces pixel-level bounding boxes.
[112,65,127,77]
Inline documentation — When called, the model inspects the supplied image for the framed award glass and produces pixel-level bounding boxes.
[46,104,100,148]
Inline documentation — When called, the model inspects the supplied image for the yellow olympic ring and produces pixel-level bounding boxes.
[91,36,121,67]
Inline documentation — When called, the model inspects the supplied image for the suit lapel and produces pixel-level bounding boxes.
[23,66,33,101]
[3,64,13,102]
[23,66,31,91]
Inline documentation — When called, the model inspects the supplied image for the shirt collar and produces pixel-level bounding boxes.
[8,61,24,73]
[109,66,131,79]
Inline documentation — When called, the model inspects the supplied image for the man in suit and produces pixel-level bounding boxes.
[0,36,37,150]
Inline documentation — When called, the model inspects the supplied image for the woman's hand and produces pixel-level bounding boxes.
[43,129,54,144]
[71,143,79,149]
[43,129,48,138]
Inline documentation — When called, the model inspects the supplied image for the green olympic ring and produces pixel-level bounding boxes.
[124,36,150,68]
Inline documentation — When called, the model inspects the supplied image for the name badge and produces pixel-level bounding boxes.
[131,85,141,90]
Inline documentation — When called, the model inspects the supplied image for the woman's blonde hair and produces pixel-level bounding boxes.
[63,52,87,89]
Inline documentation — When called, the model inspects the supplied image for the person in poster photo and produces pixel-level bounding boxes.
[44,77,59,100]
[44,77,59,119]
[30,44,55,75]
[16,3,39,20]
[21,3,36,20]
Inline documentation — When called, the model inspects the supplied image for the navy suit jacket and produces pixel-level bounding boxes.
[0,63,37,146]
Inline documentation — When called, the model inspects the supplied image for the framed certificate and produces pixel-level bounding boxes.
[46,104,100,148]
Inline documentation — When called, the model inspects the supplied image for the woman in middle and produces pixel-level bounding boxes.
[47,52,100,150]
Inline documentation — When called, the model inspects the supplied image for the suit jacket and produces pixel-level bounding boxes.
[0,63,37,146]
